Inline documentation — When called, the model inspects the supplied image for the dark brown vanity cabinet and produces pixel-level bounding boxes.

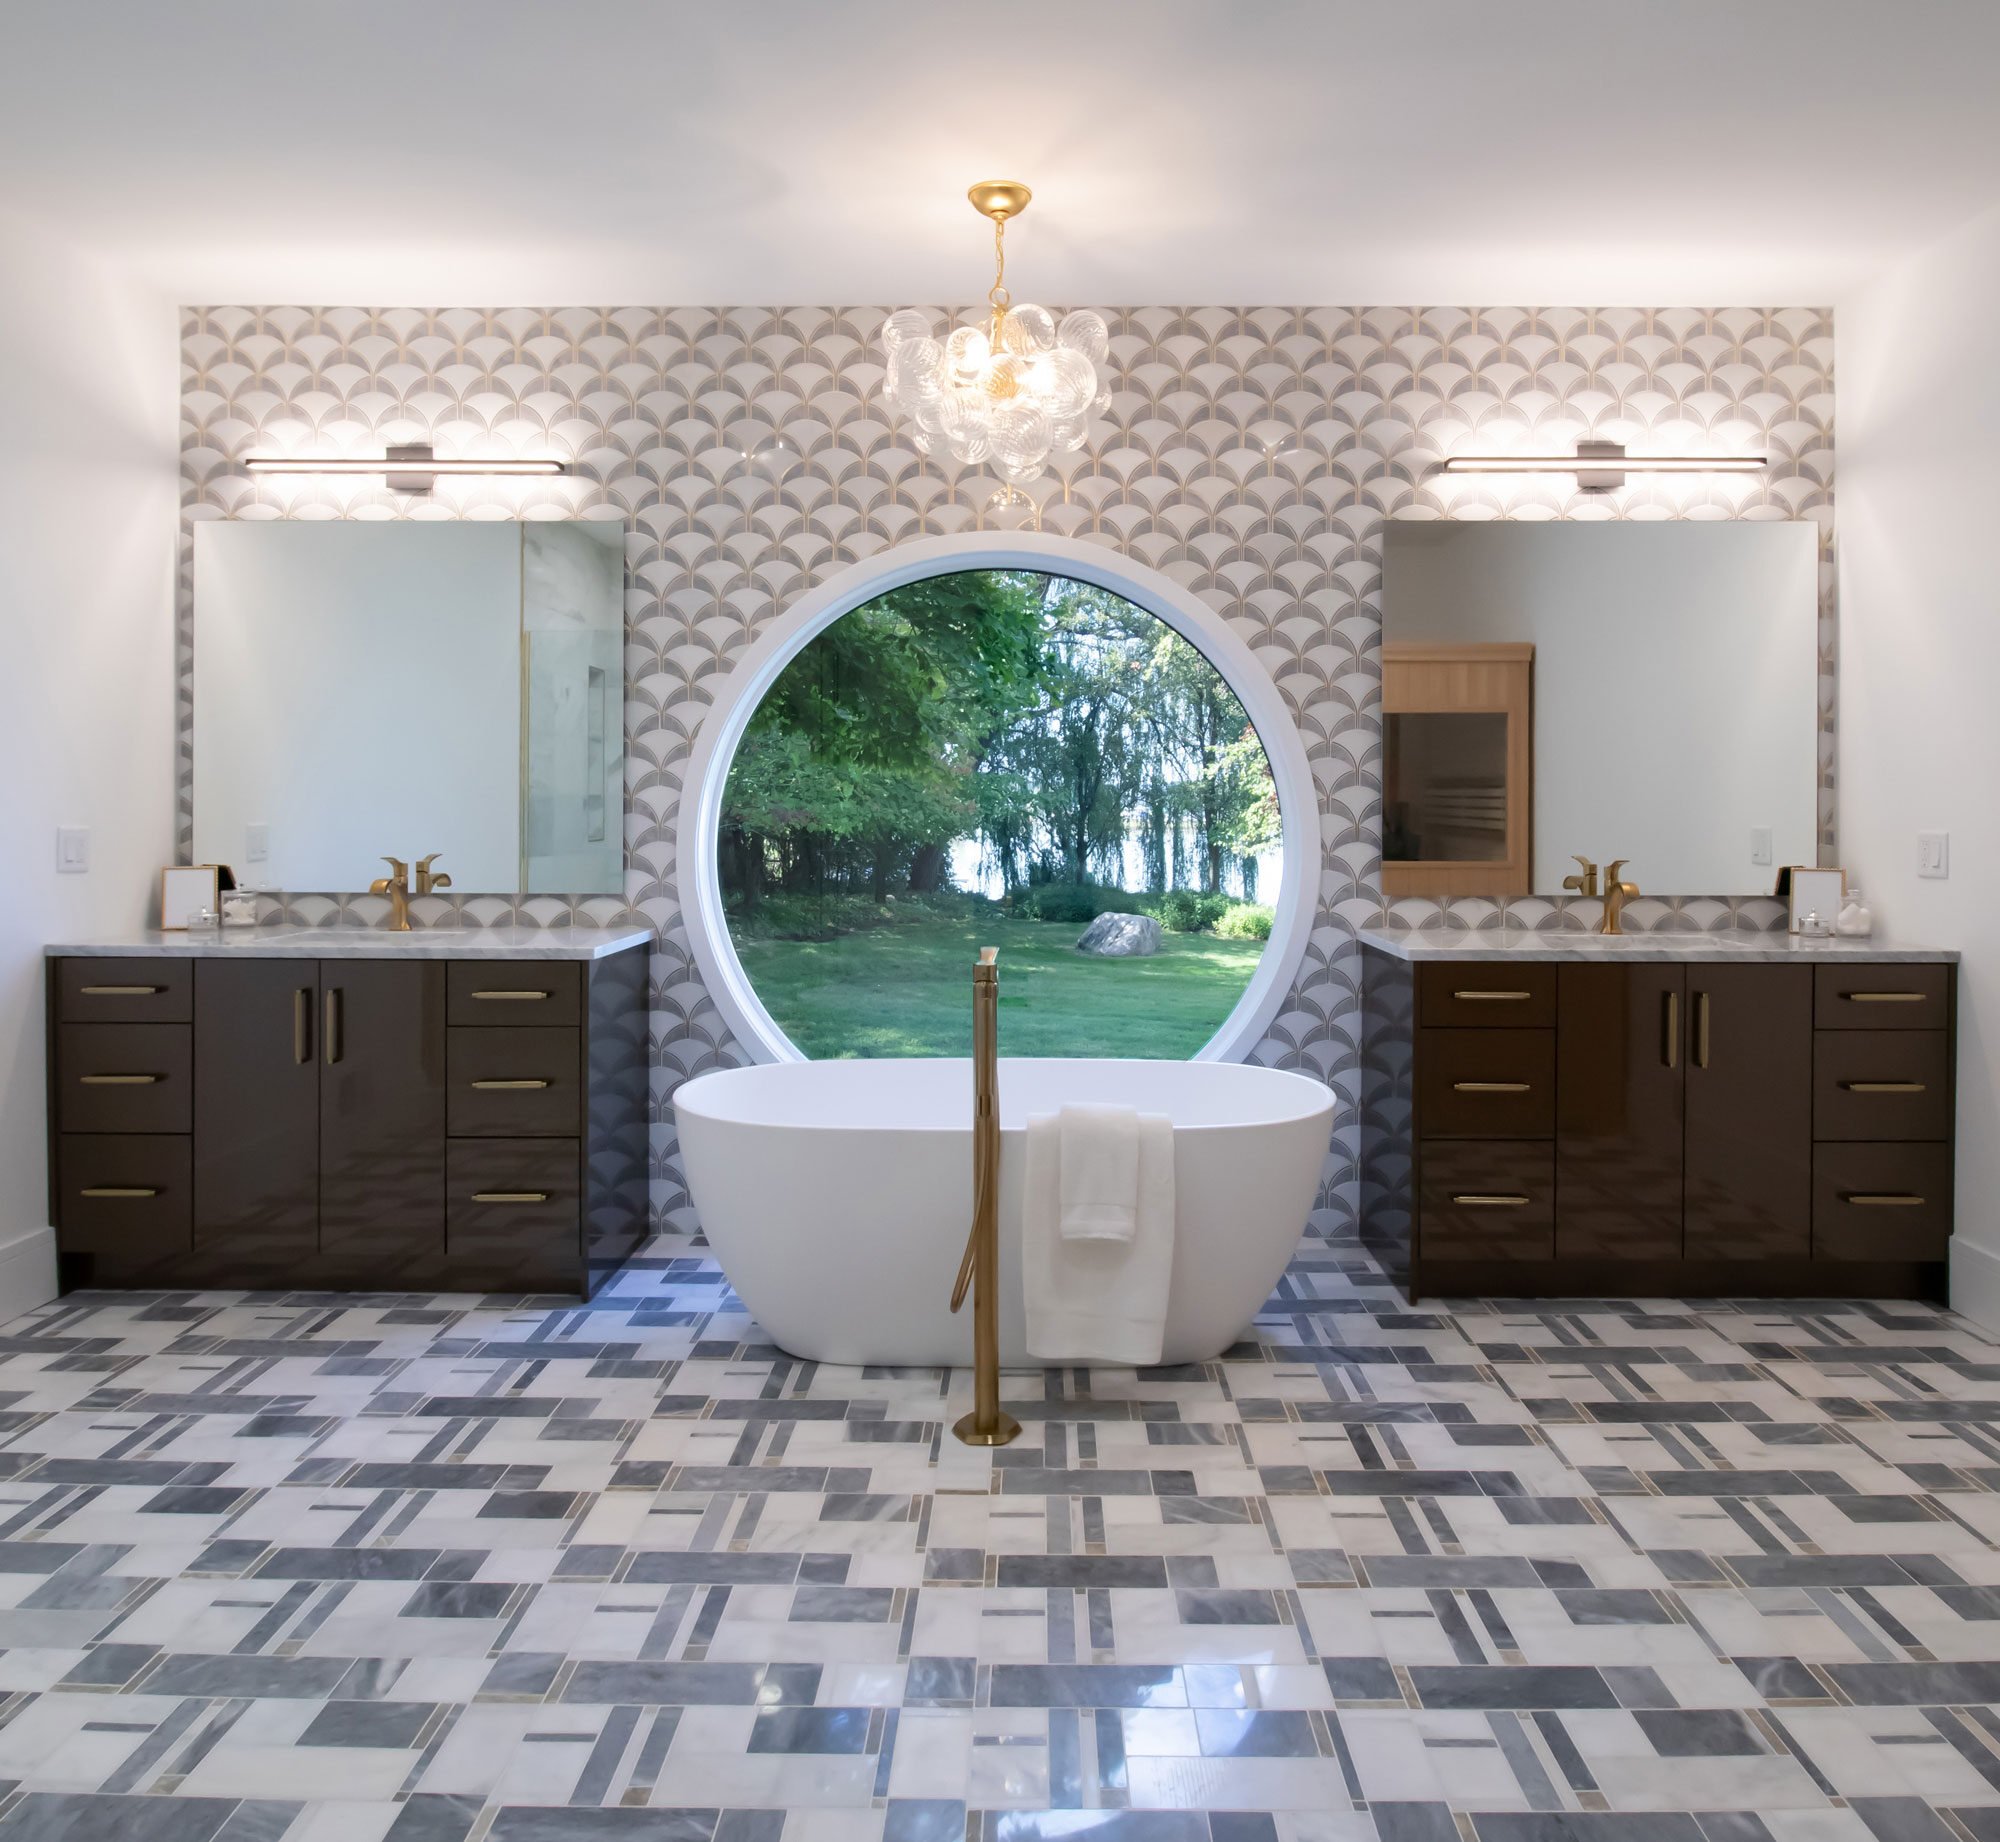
[1360,944,1955,1301]
[49,945,649,1297]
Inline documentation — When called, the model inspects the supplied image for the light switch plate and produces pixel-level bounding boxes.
[245,822,269,864]
[1918,830,1950,879]
[56,826,89,873]
[1750,827,1773,866]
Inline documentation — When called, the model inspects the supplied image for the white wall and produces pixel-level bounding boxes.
[0,214,178,1320]
[1838,200,2000,1329]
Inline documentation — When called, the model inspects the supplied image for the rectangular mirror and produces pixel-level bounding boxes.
[193,520,625,895]
[1381,521,1819,898]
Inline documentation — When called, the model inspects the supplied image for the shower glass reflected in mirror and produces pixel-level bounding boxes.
[192,519,625,895]
[716,569,1285,1060]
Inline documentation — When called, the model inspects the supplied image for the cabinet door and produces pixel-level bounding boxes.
[1557,963,1685,1260]
[320,960,446,1281]
[1686,964,1811,1260]
[193,960,321,1279]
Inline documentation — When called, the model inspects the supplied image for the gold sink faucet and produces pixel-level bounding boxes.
[1562,854,1600,898]
[415,852,452,897]
[1600,859,1640,935]
[369,856,413,931]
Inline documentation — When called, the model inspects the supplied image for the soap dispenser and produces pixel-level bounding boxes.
[1837,881,1874,938]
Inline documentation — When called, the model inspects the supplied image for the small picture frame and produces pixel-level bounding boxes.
[160,864,221,931]
[1784,866,1846,935]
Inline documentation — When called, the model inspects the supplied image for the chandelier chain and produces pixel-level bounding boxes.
[988,217,1011,331]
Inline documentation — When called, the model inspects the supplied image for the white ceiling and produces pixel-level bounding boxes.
[5,0,1999,306]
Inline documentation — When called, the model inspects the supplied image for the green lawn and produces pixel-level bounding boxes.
[728,914,1265,1059]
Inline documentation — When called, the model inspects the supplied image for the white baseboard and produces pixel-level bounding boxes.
[0,1227,57,1328]
[1951,1236,2000,1337]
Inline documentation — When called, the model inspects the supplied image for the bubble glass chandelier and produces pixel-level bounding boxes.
[882,181,1109,504]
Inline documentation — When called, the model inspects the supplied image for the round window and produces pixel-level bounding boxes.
[712,569,1286,1060]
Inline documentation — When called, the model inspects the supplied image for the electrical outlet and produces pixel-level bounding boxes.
[245,823,269,864]
[1918,830,1950,879]
[56,826,89,873]
[1750,827,1772,866]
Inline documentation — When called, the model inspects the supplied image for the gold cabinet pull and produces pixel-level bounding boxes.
[1453,990,1532,1002]
[78,1073,160,1085]
[1451,1193,1530,1207]
[1452,1080,1529,1093]
[324,988,343,1065]
[1694,990,1711,1070]
[1845,1193,1926,1207]
[471,1078,552,1090]
[294,987,311,1065]
[79,984,163,996]
[79,1186,159,1198]
[470,1191,550,1204]
[1663,991,1679,1069]
[1842,1081,1927,1093]
[471,989,551,1001]
[1845,991,1926,1004]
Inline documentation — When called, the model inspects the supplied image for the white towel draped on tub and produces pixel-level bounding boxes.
[1023,1108,1176,1364]
[1058,1103,1141,1243]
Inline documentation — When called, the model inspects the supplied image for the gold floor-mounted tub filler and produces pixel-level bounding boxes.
[949,947,1021,1447]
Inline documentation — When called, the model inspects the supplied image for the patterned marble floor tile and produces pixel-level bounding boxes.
[1,1236,1999,1841]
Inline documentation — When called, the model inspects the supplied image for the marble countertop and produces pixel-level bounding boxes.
[46,925,655,962]
[1356,926,1958,964]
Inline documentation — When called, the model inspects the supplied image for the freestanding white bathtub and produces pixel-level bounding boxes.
[674,1057,1336,1367]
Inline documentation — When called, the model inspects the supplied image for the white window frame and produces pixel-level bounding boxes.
[676,533,1318,1064]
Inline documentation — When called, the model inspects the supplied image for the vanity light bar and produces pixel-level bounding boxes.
[245,457,566,476]
[243,443,566,488]
[1439,440,1768,489]
[1439,454,1769,475]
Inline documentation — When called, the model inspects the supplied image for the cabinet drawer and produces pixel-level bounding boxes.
[1420,1142,1554,1261]
[1814,1031,1951,1141]
[1813,1143,1952,1261]
[58,1024,191,1133]
[448,962,581,1028]
[447,1027,580,1136]
[1418,1029,1555,1137]
[57,958,192,1023]
[56,1134,192,1284]
[1418,964,1556,1029]
[446,1141,581,1291]
[1815,964,1951,1030]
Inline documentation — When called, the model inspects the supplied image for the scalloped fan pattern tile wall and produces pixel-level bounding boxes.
[178,305,1836,1233]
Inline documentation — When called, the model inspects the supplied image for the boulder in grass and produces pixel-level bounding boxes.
[1076,912,1162,957]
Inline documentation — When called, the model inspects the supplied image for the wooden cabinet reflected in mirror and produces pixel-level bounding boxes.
[1381,642,1532,900]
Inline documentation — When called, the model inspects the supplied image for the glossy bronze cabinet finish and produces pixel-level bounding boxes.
[59,1023,192,1134]
[447,1026,581,1137]
[319,961,447,1283]
[1362,943,1955,1302]
[1685,964,1812,1260]
[50,946,649,1298]
[582,941,650,1284]
[1814,963,1952,1029]
[447,1140,582,1291]
[1556,963,1686,1261]
[1813,1030,1952,1140]
[1418,1142,1554,1261]
[1417,1029,1555,1137]
[56,1134,191,1286]
[57,958,192,1023]
[1417,963,1558,1029]
[1813,1142,1953,1262]
[447,960,581,1028]
[192,960,320,1278]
